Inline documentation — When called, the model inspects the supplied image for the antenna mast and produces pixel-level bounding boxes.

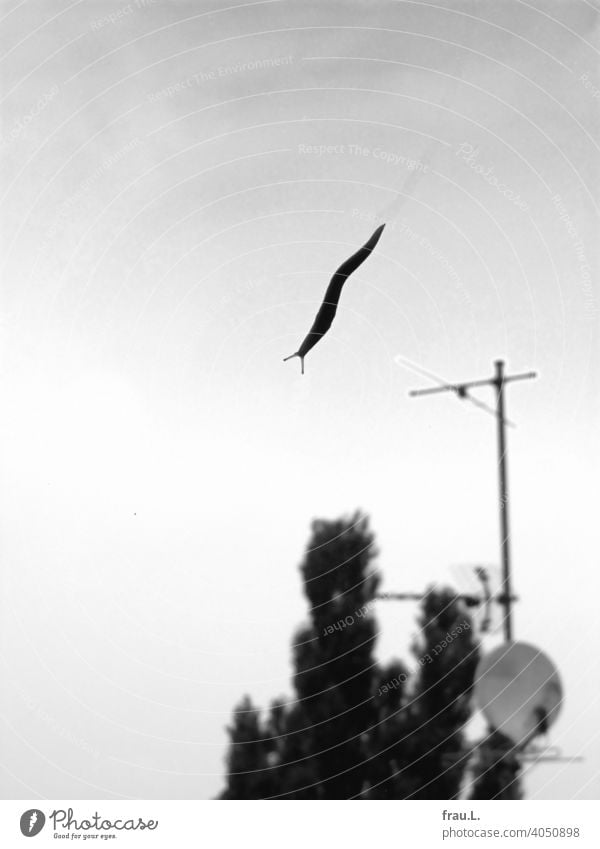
[409,359,537,642]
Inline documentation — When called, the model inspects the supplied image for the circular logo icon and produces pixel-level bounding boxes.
[20,810,45,837]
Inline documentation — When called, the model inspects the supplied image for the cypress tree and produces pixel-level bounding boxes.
[401,588,479,799]
[291,513,380,798]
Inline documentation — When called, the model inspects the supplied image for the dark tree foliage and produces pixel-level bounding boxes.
[468,731,523,800]
[290,513,380,798]
[220,696,275,799]
[363,590,479,799]
[219,513,504,800]
[400,589,480,799]
[364,659,412,798]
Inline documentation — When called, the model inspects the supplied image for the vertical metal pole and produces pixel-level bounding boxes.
[495,359,513,642]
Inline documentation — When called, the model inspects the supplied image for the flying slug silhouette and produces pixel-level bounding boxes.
[283,223,385,373]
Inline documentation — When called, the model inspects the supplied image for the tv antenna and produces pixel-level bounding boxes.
[376,565,498,634]
[408,359,537,642]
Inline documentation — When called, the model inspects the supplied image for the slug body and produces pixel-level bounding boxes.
[284,223,385,373]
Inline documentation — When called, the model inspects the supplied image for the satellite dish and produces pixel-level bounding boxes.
[474,641,563,748]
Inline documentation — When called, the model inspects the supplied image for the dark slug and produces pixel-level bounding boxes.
[283,224,385,373]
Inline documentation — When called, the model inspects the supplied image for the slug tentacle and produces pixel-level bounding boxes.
[283,352,305,374]
[284,224,385,374]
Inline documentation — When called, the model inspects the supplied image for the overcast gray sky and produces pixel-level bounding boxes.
[0,0,598,800]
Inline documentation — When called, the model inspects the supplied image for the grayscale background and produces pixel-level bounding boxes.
[0,0,598,800]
